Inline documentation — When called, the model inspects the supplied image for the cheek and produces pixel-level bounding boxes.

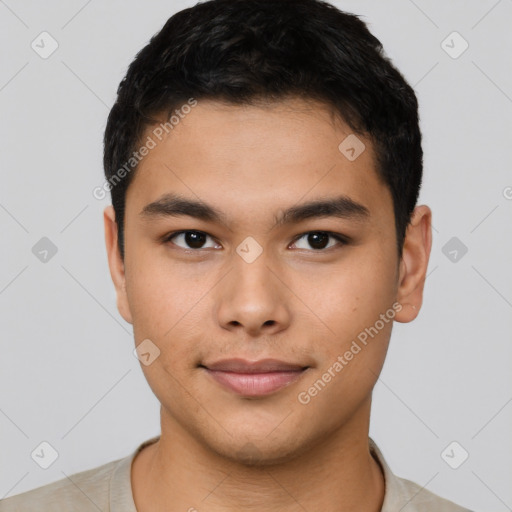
[129,275,205,405]
[126,272,197,371]
[126,249,203,332]
[303,251,396,336]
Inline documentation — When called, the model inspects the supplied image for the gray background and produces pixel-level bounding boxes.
[1,1,511,510]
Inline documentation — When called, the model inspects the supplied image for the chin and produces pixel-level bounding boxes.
[205,431,308,468]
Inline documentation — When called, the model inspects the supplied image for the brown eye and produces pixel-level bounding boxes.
[291,231,347,251]
[165,231,220,250]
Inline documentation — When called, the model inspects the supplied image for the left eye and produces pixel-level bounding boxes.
[290,232,346,251]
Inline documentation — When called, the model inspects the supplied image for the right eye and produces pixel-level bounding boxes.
[163,230,222,250]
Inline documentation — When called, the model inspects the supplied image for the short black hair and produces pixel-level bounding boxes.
[103,0,423,261]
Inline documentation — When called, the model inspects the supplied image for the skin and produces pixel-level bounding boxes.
[104,97,432,512]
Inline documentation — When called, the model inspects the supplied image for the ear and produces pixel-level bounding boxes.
[394,205,432,323]
[104,205,133,325]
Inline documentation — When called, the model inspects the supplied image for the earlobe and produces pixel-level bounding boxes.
[103,206,133,325]
[394,205,432,324]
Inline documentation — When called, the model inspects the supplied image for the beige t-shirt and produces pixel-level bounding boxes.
[0,436,473,511]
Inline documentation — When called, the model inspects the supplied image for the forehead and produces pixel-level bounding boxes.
[125,98,393,227]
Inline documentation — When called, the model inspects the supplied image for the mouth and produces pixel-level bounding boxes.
[199,358,310,397]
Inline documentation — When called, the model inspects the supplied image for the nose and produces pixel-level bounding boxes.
[215,254,291,337]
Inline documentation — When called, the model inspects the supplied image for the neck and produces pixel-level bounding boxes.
[132,400,385,512]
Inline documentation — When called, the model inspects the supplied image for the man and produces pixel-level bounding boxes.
[0,0,474,510]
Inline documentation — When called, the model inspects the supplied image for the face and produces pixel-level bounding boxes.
[104,97,431,464]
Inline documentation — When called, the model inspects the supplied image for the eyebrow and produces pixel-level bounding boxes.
[139,192,370,228]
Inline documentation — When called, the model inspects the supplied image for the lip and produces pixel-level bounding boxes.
[201,358,309,397]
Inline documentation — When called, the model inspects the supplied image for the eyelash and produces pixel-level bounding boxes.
[162,230,350,252]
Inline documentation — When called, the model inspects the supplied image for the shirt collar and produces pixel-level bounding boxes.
[110,435,406,511]
[110,435,160,512]
[369,437,411,510]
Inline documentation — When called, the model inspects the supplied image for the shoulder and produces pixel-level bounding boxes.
[390,473,474,512]
[369,438,474,512]
[0,457,123,512]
